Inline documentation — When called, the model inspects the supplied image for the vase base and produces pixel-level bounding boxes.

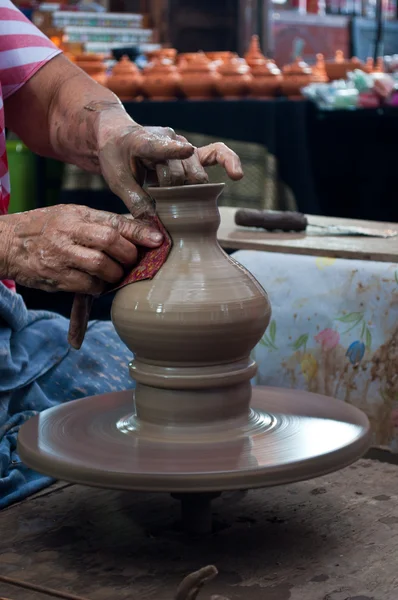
[18,386,370,494]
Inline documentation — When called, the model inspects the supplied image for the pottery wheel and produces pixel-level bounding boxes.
[18,386,370,493]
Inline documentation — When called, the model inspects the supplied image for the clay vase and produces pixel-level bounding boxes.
[313,53,328,83]
[111,183,271,426]
[147,48,177,64]
[280,57,313,99]
[75,53,107,86]
[179,51,220,99]
[205,51,236,69]
[325,50,364,81]
[141,57,181,100]
[244,35,282,98]
[107,55,142,100]
[215,57,252,99]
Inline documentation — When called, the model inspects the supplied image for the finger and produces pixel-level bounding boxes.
[176,134,208,185]
[35,270,105,295]
[78,210,163,247]
[182,148,209,185]
[132,128,195,161]
[68,245,125,284]
[197,143,244,180]
[101,157,156,219]
[74,223,138,266]
[156,160,186,187]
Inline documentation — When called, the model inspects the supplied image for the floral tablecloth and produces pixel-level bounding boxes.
[234,250,398,448]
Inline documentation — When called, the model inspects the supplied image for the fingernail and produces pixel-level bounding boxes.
[149,231,163,243]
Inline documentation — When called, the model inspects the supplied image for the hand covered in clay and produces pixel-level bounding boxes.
[91,104,243,218]
[1,204,162,293]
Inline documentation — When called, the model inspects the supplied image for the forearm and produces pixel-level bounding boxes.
[4,54,139,172]
[0,216,14,280]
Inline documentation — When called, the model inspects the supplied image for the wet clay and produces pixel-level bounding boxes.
[18,183,371,533]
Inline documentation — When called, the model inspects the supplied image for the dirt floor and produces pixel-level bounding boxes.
[1,459,398,600]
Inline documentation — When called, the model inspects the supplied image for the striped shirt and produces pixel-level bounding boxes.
[0,0,61,290]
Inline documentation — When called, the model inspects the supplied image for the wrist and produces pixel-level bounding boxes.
[0,215,15,280]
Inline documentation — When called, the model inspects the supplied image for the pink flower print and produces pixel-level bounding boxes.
[315,328,340,350]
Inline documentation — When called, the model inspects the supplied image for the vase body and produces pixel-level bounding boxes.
[107,55,142,99]
[141,58,181,99]
[215,57,252,99]
[179,52,220,99]
[281,57,314,98]
[111,184,271,426]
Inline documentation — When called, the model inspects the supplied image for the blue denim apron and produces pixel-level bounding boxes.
[0,283,134,508]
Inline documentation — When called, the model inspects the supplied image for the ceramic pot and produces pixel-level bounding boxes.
[179,51,220,99]
[111,183,271,426]
[244,35,282,98]
[75,53,107,86]
[141,58,181,100]
[325,50,365,81]
[177,52,202,65]
[215,57,252,99]
[364,56,384,74]
[147,48,177,63]
[107,55,142,100]
[280,57,314,98]
[205,51,236,69]
[312,53,328,83]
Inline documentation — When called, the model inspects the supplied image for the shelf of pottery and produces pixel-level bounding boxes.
[33,9,161,56]
[71,37,387,102]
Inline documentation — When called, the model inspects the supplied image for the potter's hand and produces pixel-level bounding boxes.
[97,121,243,217]
[1,205,162,293]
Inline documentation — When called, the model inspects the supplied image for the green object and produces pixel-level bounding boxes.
[6,140,37,213]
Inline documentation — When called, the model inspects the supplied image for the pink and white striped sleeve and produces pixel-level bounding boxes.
[0,0,61,99]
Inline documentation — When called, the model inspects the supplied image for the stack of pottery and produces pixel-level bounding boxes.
[280,57,314,99]
[106,55,142,100]
[215,56,252,99]
[141,57,181,100]
[325,50,365,81]
[312,53,329,83]
[244,35,282,98]
[74,53,107,86]
[179,51,220,99]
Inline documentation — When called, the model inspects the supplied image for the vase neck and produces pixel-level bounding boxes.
[148,183,224,237]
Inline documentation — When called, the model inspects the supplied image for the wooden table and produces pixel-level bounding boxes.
[1,459,398,600]
[218,208,398,263]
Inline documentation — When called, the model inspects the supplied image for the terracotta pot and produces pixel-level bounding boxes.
[215,56,252,99]
[364,56,384,74]
[111,183,271,425]
[75,52,107,86]
[205,51,236,69]
[280,57,314,98]
[141,58,181,100]
[179,51,220,99]
[107,55,142,99]
[312,53,328,83]
[177,52,201,65]
[325,50,365,81]
[147,48,177,63]
[244,35,282,98]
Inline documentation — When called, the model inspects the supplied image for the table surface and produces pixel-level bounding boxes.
[218,207,398,263]
[1,458,398,600]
